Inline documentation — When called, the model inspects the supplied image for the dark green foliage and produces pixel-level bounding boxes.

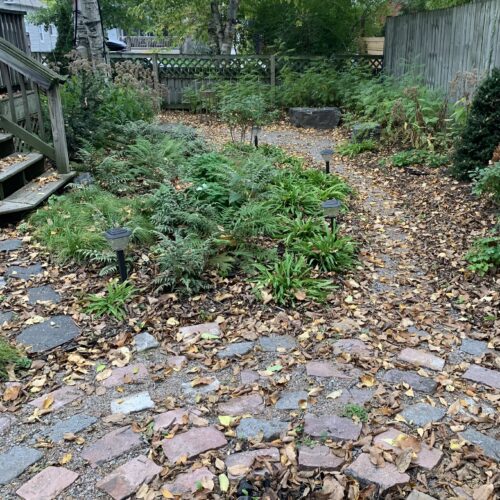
[453,69,500,180]
[337,140,378,158]
[0,339,30,379]
[473,163,500,204]
[465,228,500,276]
[342,404,368,422]
[85,280,136,320]
[389,149,449,168]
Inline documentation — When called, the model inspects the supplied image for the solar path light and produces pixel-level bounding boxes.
[321,199,342,232]
[320,148,334,174]
[252,125,262,148]
[104,227,132,282]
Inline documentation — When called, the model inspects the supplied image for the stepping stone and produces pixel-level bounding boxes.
[398,348,445,371]
[460,338,489,356]
[0,277,6,289]
[82,426,142,467]
[134,332,159,352]
[166,355,187,370]
[306,361,358,379]
[240,369,261,385]
[382,370,437,393]
[298,445,344,471]
[276,390,308,410]
[29,386,83,411]
[111,391,155,414]
[460,428,500,461]
[97,455,162,499]
[226,448,280,479]
[407,326,431,338]
[17,315,80,353]
[162,426,227,463]
[27,285,60,305]
[259,335,296,352]
[0,446,43,485]
[45,414,97,442]
[345,453,410,492]
[304,414,362,441]
[101,363,149,388]
[236,418,288,441]
[0,415,13,432]
[0,311,14,324]
[338,388,374,406]
[163,467,215,495]
[333,338,372,356]
[16,466,78,500]
[217,341,254,359]
[154,409,195,431]
[178,322,220,342]
[182,378,220,397]
[219,393,265,416]
[407,491,437,500]
[374,428,443,469]
[458,397,495,417]
[463,365,500,389]
[0,239,22,252]
[5,264,43,280]
[400,403,446,427]
[331,319,360,334]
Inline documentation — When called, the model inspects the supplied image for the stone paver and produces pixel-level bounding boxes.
[460,338,489,356]
[166,355,187,370]
[398,348,445,371]
[304,414,362,441]
[178,322,220,341]
[333,338,372,356]
[226,448,280,479]
[240,369,261,385]
[460,428,500,461]
[29,386,83,411]
[407,491,437,500]
[154,409,197,431]
[217,341,254,358]
[0,415,13,432]
[218,393,265,416]
[306,361,357,379]
[0,311,14,324]
[101,363,149,387]
[111,391,155,414]
[16,466,78,500]
[345,453,410,492]
[276,390,308,410]
[0,277,5,289]
[162,426,227,463]
[0,446,43,485]
[374,429,443,469]
[463,365,500,389]
[0,238,22,252]
[5,264,43,280]
[259,335,297,352]
[298,445,344,471]
[382,370,437,393]
[17,315,80,353]
[45,414,97,442]
[338,388,374,406]
[134,332,159,352]
[182,378,220,396]
[459,397,495,417]
[163,467,215,495]
[27,285,60,305]
[97,455,162,500]
[81,426,142,467]
[236,418,288,441]
[400,403,446,427]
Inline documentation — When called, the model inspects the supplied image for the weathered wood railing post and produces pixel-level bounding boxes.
[270,54,276,87]
[46,84,69,174]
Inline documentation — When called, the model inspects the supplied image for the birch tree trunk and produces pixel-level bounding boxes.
[209,0,240,54]
[74,0,107,67]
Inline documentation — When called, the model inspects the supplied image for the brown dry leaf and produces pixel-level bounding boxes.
[395,448,413,472]
[42,395,54,410]
[369,446,385,467]
[294,290,307,301]
[161,489,175,499]
[359,373,376,387]
[191,376,213,387]
[472,484,494,500]
[228,464,250,477]
[3,384,21,401]
[320,476,344,500]
[95,368,112,382]
[59,452,72,465]
[395,434,421,454]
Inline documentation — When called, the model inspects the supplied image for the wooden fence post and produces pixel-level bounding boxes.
[270,54,276,87]
[152,54,160,90]
[46,84,69,174]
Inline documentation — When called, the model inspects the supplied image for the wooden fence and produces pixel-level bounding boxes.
[384,0,500,96]
[108,53,383,107]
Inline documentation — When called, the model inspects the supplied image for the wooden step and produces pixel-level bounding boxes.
[0,170,75,215]
[0,133,13,143]
[0,132,15,158]
[0,152,44,182]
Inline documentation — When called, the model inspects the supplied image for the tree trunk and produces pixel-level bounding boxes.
[74,0,107,67]
[209,0,240,54]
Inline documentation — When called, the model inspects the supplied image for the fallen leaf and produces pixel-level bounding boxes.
[219,473,229,492]
[59,452,72,465]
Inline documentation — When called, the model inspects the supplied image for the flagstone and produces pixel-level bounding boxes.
[398,348,445,371]
[218,393,265,416]
[162,467,215,495]
[0,238,22,252]
[182,378,220,396]
[462,365,500,390]
[45,414,97,442]
[0,446,43,485]
[298,445,344,471]
[29,385,83,411]
[226,448,280,479]
[134,332,159,352]
[276,390,308,410]
[166,355,187,370]
[333,338,372,356]
[217,341,254,359]
[16,466,78,500]
[400,403,446,427]
[178,322,220,341]
[236,418,288,441]
[382,369,437,393]
[259,335,297,352]
[101,363,149,387]
[111,391,155,414]
[306,361,358,379]
[460,428,500,461]
[460,338,489,356]
[5,264,43,280]
[27,285,60,305]
[304,414,362,441]
[154,409,198,431]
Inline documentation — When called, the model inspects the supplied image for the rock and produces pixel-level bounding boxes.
[236,418,288,441]
[0,238,22,252]
[306,361,357,379]
[240,369,261,385]
[27,285,60,305]
[400,403,446,427]
[259,335,297,352]
[382,369,437,393]
[182,378,220,397]
[111,391,155,414]
[398,348,445,371]
[16,466,78,500]
[407,490,437,500]
[72,172,94,186]
[166,355,187,370]
[0,311,14,324]
[0,277,5,289]
[163,467,215,495]
[154,409,194,431]
[133,332,159,352]
[458,397,495,417]
[82,426,143,467]
[345,453,410,492]
[178,322,220,342]
[460,338,489,356]
[304,414,362,441]
[101,363,149,387]
[333,338,372,356]
[463,365,500,389]
[298,445,344,471]
[352,122,382,143]
[46,414,97,442]
[226,448,280,479]
[5,264,43,280]
[0,415,13,432]
[29,386,83,411]
[17,315,80,353]
[337,388,374,406]
[289,107,341,129]
[97,455,162,500]
[276,391,308,410]
[217,341,254,359]
[0,446,43,485]
[219,393,265,416]
[162,426,227,463]
[460,428,500,461]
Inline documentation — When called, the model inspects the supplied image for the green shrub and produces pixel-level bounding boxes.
[342,404,368,422]
[84,280,136,320]
[337,140,378,158]
[0,339,30,379]
[452,69,500,179]
[389,149,449,168]
[473,162,500,204]
[280,216,324,246]
[465,231,500,276]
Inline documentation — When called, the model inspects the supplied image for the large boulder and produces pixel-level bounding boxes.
[352,122,381,143]
[289,107,341,129]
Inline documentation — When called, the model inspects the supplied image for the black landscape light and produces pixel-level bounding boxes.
[321,199,342,232]
[104,227,132,282]
[320,148,334,174]
[252,125,262,148]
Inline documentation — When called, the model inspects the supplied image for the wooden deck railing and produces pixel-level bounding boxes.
[123,35,181,50]
[0,37,69,173]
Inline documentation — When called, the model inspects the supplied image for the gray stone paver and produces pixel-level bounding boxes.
[163,467,215,495]
[101,363,149,387]
[236,418,288,441]
[217,341,254,358]
[407,491,437,500]
[0,239,22,252]
[0,310,14,323]
[333,338,372,356]
[29,386,83,411]
[0,446,43,485]
[110,391,155,414]
[382,369,437,393]
[304,414,362,441]
[45,414,97,442]
[460,338,489,356]
[178,322,220,341]
[0,415,13,432]
[276,390,309,410]
[182,378,220,396]
[16,466,78,500]
[298,445,344,471]
[460,428,500,461]
[226,448,280,479]
[400,403,446,427]
[27,285,60,305]
[463,365,500,389]
[5,264,43,280]
[134,332,159,352]
[218,393,265,415]
[259,335,297,352]
[398,348,445,371]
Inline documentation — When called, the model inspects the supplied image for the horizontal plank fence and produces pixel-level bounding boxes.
[384,0,500,97]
